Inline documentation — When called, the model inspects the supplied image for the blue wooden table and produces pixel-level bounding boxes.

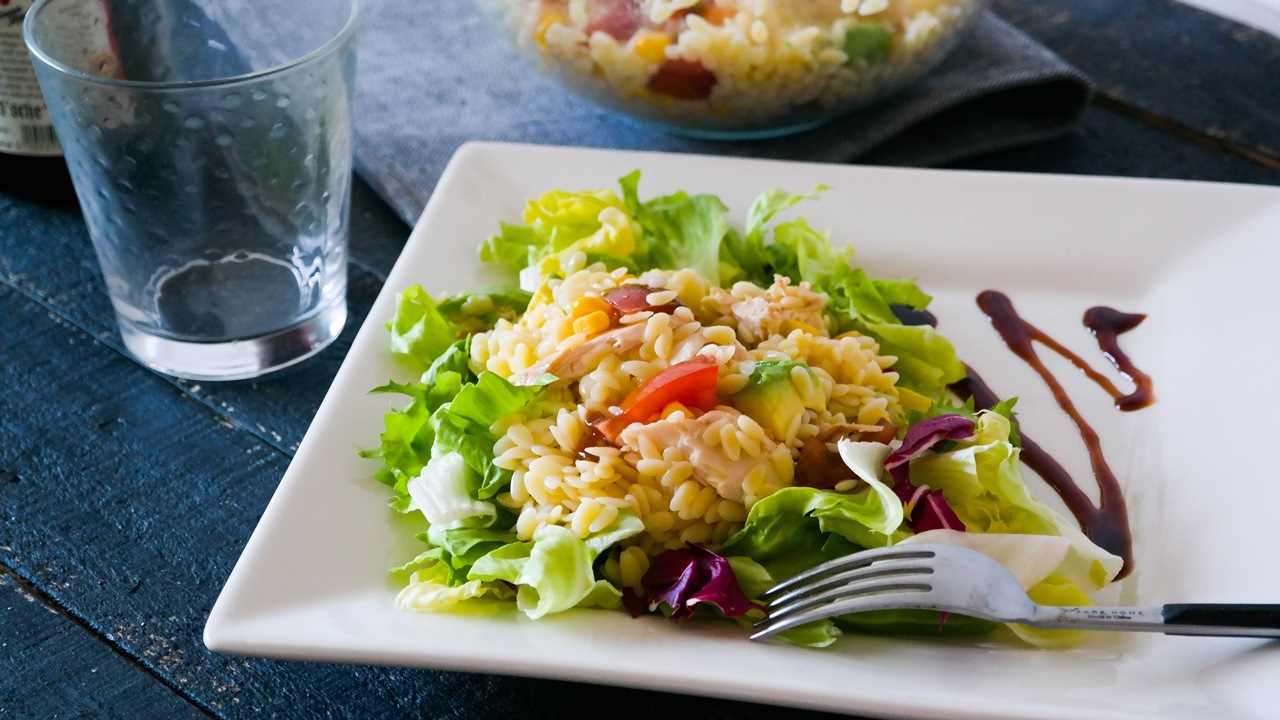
[2,1,1277,717]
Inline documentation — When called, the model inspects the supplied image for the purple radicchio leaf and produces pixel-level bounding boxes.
[884,414,975,485]
[641,544,759,621]
[911,489,965,533]
[621,588,647,618]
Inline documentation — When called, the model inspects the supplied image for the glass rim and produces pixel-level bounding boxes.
[23,0,359,90]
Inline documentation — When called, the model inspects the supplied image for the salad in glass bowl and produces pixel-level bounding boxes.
[475,0,989,138]
[363,174,1124,648]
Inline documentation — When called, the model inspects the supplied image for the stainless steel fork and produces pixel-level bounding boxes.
[750,543,1280,641]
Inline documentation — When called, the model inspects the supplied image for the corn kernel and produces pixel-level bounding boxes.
[573,310,611,337]
[570,295,611,320]
[786,319,823,336]
[536,11,566,46]
[660,402,691,420]
[633,32,671,63]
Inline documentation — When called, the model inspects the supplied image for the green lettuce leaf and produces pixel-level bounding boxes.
[480,184,642,281]
[387,285,463,368]
[718,185,825,285]
[718,485,905,581]
[861,320,967,399]
[621,171,729,285]
[906,411,1124,590]
[429,371,556,499]
[395,560,514,612]
[469,511,644,619]
[727,556,841,647]
[872,277,932,310]
[436,285,532,335]
[406,451,495,530]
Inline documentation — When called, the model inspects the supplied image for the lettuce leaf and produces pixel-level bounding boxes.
[620,171,729,286]
[406,452,496,530]
[469,512,644,619]
[728,556,841,647]
[430,371,556,499]
[480,185,642,281]
[387,285,463,368]
[906,411,1124,590]
[436,285,532,336]
[718,484,905,581]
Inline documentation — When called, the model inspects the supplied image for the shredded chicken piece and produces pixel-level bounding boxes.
[512,323,647,385]
[619,408,788,503]
[709,276,827,344]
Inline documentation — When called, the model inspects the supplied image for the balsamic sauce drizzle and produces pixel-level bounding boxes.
[951,291,1154,579]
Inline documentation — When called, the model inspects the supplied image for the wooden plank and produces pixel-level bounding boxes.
[997,0,1280,163]
[950,101,1280,184]
[0,571,210,720]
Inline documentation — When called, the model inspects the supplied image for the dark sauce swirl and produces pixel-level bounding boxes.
[947,291,1154,579]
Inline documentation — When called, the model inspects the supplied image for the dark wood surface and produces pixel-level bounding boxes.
[2,1,1277,718]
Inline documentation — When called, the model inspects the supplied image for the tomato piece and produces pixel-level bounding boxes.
[647,59,717,100]
[593,357,720,442]
[602,284,682,315]
[623,357,719,418]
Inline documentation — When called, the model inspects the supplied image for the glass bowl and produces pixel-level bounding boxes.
[477,0,990,139]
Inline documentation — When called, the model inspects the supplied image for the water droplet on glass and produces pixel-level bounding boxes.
[239,117,255,129]
[184,116,206,130]
[214,134,233,147]
[163,101,181,113]
[217,93,243,110]
[232,251,250,261]
[207,38,228,51]
[251,90,268,101]
[269,123,286,139]
[275,96,291,108]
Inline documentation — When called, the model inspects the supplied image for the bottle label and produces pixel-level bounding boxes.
[1,0,60,157]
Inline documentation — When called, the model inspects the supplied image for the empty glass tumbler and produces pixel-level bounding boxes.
[25,0,358,380]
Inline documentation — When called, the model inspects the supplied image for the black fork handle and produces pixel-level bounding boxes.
[1162,604,1280,638]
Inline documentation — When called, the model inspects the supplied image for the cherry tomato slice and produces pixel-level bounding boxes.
[647,59,717,100]
[594,357,720,441]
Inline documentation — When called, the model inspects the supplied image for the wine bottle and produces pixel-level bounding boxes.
[0,0,74,203]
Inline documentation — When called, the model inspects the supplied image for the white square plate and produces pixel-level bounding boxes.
[205,142,1280,720]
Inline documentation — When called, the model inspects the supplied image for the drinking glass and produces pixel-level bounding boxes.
[25,0,358,380]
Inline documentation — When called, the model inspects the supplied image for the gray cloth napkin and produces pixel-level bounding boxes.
[354,2,1091,226]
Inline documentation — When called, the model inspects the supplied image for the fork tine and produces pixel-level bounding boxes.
[751,591,949,641]
[764,561,934,611]
[762,577,933,624]
[758,546,937,602]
